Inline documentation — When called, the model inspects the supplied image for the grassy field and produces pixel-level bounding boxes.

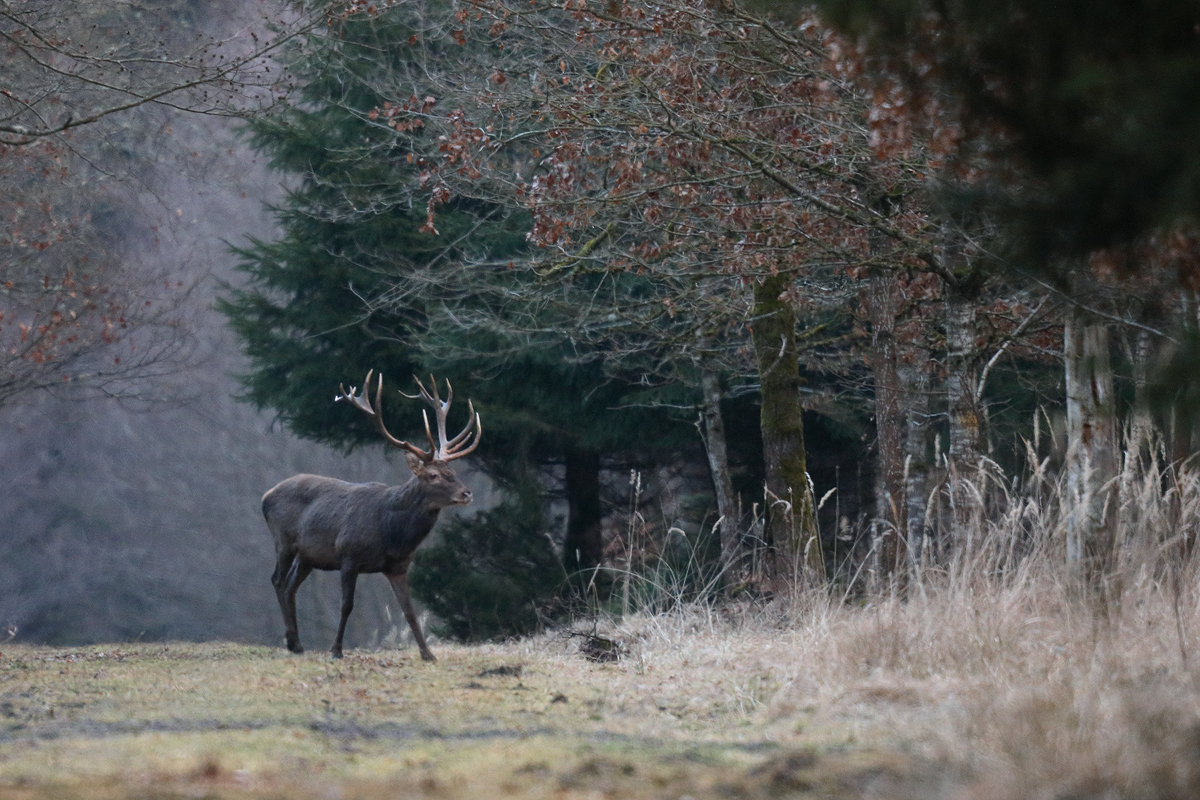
[0,626,911,800]
[4,565,1200,800]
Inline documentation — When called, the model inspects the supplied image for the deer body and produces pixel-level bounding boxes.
[266,474,448,573]
[262,373,481,661]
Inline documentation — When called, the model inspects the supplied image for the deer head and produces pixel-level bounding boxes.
[335,370,482,505]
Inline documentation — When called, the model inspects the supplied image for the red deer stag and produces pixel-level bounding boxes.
[262,371,481,660]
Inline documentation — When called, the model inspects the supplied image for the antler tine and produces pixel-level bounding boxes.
[420,409,437,457]
[335,369,378,416]
[336,370,432,462]
[395,373,481,461]
[403,374,438,407]
[410,374,454,459]
[443,399,477,449]
[442,408,482,461]
[433,377,455,457]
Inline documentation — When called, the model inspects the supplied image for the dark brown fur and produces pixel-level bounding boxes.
[262,451,471,660]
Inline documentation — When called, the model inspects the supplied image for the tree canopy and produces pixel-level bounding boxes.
[815,0,1200,273]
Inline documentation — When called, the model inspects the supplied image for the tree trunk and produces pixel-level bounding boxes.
[700,367,741,588]
[1064,307,1119,595]
[945,277,982,550]
[868,269,907,585]
[900,355,930,568]
[1170,293,1196,469]
[563,447,604,579]
[750,274,826,587]
[1130,328,1155,463]
[1167,292,1198,561]
[1121,327,1157,551]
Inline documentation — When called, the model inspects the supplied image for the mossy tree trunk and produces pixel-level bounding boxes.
[1168,292,1197,563]
[751,274,826,587]
[1130,328,1155,463]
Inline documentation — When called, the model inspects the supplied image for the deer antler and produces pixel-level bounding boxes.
[338,371,482,462]
[335,370,435,462]
[402,375,482,461]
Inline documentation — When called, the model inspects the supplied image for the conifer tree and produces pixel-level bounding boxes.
[221,1,700,623]
[220,3,525,446]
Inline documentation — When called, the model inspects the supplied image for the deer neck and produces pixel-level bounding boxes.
[389,477,448,513]
[378,481,441,553]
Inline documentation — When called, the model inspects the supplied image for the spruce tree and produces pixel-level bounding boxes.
[221,3,526,447]
[221,1,701,630]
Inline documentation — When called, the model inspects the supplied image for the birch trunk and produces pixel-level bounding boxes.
[945,278,982,549]
[700,367,741,588]
[868,270,907,584]
[1064,307,1120,593]
[1130,328,1155,462]
[751,274,826,586]
[900,356,930,567]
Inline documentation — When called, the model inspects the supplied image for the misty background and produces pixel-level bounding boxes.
[0,72,465,651]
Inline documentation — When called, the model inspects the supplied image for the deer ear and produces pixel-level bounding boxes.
[404,450,425,473]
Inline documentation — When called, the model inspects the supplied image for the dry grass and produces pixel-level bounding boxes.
[5,457,1200,798]
[0,635,902,800]
[4,572,1198,800]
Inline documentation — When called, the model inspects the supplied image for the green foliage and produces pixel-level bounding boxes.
[220,0,696,458]
[422,324,701,476]
[1147,329,1200,443]
[410,492,564,642]
[219,3,525,448]
[220,0,726,624]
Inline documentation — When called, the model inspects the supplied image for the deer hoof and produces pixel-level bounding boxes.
[286,638,304,654]
[420,651,437,663]
[331,648,344,660]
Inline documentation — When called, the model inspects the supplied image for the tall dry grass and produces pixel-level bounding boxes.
[588,446,1200,799]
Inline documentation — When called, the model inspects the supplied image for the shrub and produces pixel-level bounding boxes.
[410,491,565,642]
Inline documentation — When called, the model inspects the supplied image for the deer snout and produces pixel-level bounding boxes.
[454,488,473,505]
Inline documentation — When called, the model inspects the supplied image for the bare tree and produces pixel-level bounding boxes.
[0,0,327,408]
[0,0,311,146]
[417,0,940,584]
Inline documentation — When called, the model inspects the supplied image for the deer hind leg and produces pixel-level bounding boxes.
[331,565,358,660]
[271,551,291,613]
[387,570,436,662]
[280,555,312,654]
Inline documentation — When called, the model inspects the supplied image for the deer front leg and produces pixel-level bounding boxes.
[387,570,436,662]
[331,565,358,660]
